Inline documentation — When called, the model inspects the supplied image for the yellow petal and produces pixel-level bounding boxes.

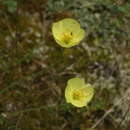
[60,18,80,32]
[71,99,87,108]
[65,85,73,103]
[82,84,94,103]
[67,77,85,90]
[72,29,85,43]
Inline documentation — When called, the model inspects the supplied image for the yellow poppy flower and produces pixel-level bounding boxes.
[52,18,85,48]
[65,77,94,107]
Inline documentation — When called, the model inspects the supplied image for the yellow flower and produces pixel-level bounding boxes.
[52,18,85,48]
[65,78,94,107]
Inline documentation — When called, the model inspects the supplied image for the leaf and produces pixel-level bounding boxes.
[2,0,17,13]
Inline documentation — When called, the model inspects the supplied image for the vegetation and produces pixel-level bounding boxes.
[0,0,130,129]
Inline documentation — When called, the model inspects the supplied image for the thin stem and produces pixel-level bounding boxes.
[7,103,67,116]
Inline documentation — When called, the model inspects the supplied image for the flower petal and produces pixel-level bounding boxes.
[67,77,85,90]
[72,29,85,43]
[82,84,94,103]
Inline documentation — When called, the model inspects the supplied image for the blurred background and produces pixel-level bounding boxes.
[0,0,130,129]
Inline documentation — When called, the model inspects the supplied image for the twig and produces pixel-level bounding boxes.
[91,89,130,129]
[0,82,19,94]
[117,102,130,128]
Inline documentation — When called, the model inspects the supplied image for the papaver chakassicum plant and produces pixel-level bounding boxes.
[65,78,94,107]
[52,18,85,48]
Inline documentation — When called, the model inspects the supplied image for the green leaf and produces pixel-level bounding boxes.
[0,114,6,125]
[2,0,17,13]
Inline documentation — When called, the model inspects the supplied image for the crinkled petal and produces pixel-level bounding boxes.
[55,38,74,48]
[65,85,73,103]
[52,22,63,41]
[60,18,80,32]
[67,77,85,90]
[72,29,85,43]
[71,99,87,108]
[82,84,94,103]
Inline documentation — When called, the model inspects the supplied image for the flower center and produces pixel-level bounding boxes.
[73,90,84,100]
[61,32,73,44]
